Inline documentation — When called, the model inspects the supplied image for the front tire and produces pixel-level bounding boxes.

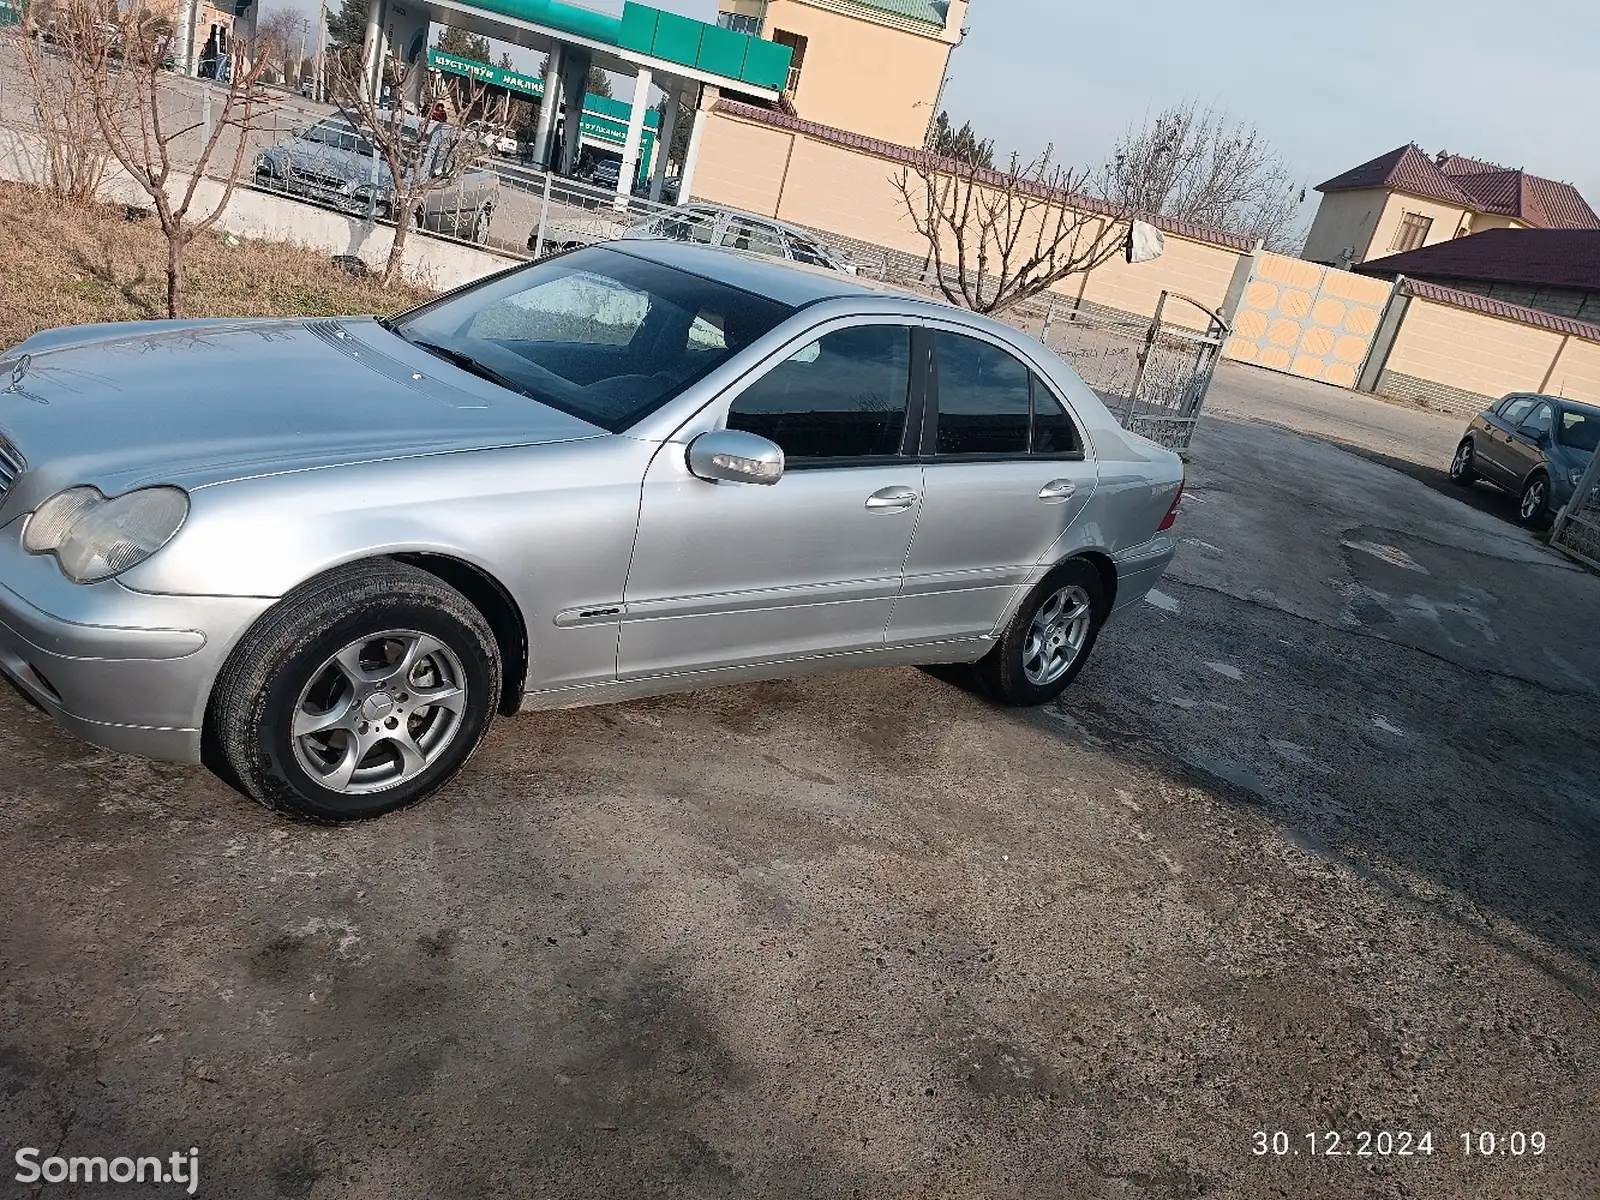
[975,559,1106,706]
[1518,472,1552,529]
[1449,439,1478,485]
[211,562,501,821]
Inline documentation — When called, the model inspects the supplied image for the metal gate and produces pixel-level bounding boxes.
[1552,452,1600,569]
[1224,252,1392,388]
[1118,292,1227,452]
[1025,291,1225,454]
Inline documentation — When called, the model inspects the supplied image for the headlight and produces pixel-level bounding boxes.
[23,485,188,583]
[1571,469,1586,487]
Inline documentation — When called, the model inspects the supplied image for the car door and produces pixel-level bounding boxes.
[619,320,924,679]
[885,329,1098,645]
[1479,395,1537,482]
[1505,400,1555,485]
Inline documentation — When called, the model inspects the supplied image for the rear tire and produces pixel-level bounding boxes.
[975,559,1106,706]
[210,561,500,821]
[1449,438,1478,485]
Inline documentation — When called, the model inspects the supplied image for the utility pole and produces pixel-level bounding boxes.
[313,0,327,103]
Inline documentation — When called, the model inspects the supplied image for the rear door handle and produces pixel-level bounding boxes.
[1038,479,1077,503]
[865,485,919,513]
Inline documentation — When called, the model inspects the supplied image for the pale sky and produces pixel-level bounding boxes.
[284,0,1600,206]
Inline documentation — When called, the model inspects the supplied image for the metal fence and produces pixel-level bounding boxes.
[954,290,1226,453]
[1552,451,1600,569]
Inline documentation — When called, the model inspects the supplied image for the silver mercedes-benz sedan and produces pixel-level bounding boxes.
[0,242,1183,820]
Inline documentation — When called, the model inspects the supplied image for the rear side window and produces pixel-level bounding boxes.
[934,332,1031,455]
[1031,378,1081,454]
[1499,397,1536,425]
[728,325,911,460]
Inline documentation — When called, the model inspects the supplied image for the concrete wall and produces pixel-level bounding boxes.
[758,0,955,147]
[692,109,1250,328]
[1374,294,1600,415]
[0,127,518,293]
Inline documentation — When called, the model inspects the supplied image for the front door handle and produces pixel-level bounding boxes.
[865,485,919,513]
[1038,479,1077,503]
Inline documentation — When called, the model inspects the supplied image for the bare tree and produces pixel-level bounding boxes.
[256,7,306,86]
[327,57,502,287]
[893,147,1132,316]
[58,0,281,317]
[1098,102,1305,251]
[16,3,109,204]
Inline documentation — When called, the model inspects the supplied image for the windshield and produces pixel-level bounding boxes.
[1558,407,1599,453]
[393,246,794,432]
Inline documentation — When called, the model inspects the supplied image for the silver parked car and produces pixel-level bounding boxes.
[255,115,500,244]
[0,243,1183,820]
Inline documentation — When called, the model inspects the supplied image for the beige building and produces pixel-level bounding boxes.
[1302,144,1599,269]
[715,0,967,148]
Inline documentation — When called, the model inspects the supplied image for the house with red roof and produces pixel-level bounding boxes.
[1301,144,1599,269]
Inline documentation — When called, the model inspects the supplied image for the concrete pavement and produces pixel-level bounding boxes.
[1,372,1596,1198]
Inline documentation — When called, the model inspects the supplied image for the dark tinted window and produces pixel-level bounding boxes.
[1499,396,1536,425]
[396,246,793,432]
[1519,402,1554,438]
[728,325,910,459]
[1558,408,1600,452]
[1031,377,1080,453]
[935,333,1030,455]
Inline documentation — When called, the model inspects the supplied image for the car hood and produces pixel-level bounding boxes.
[0,317,604,517]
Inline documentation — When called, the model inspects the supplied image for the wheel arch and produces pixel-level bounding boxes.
[1071,549,1119,616]
[390,552,528,715]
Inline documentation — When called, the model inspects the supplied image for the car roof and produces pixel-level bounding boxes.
[605,239,884,306]
[1510,393,1600,415]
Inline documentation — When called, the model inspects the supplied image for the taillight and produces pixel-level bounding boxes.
[1158,479,1184,531]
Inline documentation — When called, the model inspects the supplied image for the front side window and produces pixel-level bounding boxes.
[1558,408,1600,453]
[394,246,793,432]
[727,325,911,460]
[934,332,1031,455]
[1519,402,1554,440]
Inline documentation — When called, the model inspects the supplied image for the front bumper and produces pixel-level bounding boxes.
[0,520,273,763]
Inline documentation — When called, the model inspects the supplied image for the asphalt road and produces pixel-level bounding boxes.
[2,368,1598,1198]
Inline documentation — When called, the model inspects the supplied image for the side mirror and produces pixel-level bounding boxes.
[687,429,784,485]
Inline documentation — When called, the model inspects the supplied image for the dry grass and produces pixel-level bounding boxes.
[0,181,434,348]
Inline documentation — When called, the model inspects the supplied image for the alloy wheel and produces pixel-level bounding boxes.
[1521,479,1546,521]
[290,630,468,795]
[1451,443,1472,478]
[1022,585,1092,686]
